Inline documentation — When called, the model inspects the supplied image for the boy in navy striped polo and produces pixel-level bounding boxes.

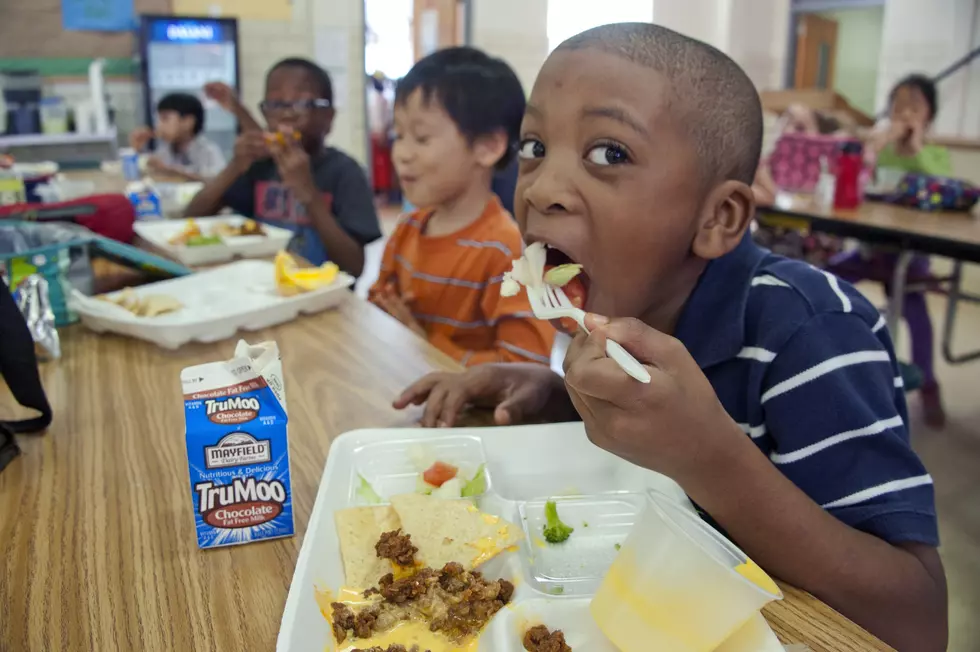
[395,23,947,650]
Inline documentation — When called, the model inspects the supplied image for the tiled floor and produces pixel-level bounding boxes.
[359,207,980,649]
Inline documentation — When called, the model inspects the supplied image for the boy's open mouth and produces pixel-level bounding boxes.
[543,246,590,331]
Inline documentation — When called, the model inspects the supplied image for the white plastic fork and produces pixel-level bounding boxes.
[528,285,652,383]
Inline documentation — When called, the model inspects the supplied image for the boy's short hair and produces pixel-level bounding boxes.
[395,46,526,170]
[267,57,334,104]
[889,73,938,122]
[157,93,205,135]
[557,23,763,186]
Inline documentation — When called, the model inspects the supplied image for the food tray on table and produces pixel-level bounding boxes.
[278,423,785,652]
[69,259,353,349]
[134,215,294,266]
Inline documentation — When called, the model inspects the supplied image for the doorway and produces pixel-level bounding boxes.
[794,13,838,90]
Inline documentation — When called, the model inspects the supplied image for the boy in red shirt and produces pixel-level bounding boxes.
[370,47,555,368]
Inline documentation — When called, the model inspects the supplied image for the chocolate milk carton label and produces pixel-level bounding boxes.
[181,340,293,548]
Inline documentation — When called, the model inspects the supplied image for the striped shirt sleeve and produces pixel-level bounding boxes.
[428,250,554,367]
[761,311,938,546]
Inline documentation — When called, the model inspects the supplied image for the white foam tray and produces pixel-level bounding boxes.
[277,423,784,652]
[71,259,353,349]
[134,215,294,266]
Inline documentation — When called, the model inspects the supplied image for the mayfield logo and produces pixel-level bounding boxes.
[195,477,286,529]
[204,432,271,469]
[204,396,261,425]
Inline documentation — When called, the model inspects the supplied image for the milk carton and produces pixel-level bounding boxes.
[181,340,293,549]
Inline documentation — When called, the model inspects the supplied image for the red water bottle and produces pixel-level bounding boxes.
[834,140,863,209]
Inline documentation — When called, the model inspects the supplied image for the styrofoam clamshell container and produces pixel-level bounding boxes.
[134,215,294,266]
[276,423,721,652]
[72,259,353,349]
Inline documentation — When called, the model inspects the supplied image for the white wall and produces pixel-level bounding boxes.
[722,0,790,91]
[472,0,790,95]
[471,0,549,94]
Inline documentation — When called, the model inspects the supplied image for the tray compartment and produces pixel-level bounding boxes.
[518,493,644,596]
[348,434,491,505]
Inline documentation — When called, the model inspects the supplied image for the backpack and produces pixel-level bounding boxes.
[0,277,52,472]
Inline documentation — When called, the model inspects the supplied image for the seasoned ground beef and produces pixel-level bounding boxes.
[330,602,355,643]
[333,559,514,645]
[379,568,435,604]
[523,624,572,652]
[375,529,418,567]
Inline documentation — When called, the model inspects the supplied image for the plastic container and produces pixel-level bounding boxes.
[590,489,782,652]
[349,434,490,505]
[519,494,643,596]
[833,140,864,210]
[40,97,68,134]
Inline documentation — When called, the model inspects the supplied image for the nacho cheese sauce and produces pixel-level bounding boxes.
[591,555,781,651]
[733,559,780,595]
[317,587,479,652]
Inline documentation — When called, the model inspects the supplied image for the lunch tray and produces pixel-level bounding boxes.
[70,259,353,349]
[134,215,294,266]
[277,423,784,652]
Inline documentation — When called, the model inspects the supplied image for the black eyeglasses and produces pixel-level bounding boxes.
[259,99,332,114]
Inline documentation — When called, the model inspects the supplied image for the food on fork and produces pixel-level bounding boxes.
[501,242,582,298]
[523,624,572,652]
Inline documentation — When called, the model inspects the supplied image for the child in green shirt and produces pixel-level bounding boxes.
[831,74,950,427]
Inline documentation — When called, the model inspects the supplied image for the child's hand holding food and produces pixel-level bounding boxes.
[562,314,749,488]
[231,131,270,173]
[268,130,318,205]
[394,363,571,428]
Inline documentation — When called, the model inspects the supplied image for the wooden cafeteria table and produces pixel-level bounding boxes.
[758,196,980,365]
[0,295,893,651]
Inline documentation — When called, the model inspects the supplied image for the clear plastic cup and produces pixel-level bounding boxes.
[590,489,782,652]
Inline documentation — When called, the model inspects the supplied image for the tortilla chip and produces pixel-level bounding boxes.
[140,294,183,317]
[334,505,402,589]
[389,494,521,571]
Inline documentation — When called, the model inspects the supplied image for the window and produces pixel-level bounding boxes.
[547,0,654,52]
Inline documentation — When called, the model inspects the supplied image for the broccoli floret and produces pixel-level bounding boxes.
[542,500,574,544]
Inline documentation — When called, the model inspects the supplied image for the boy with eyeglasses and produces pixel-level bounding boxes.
[186,58,380,275]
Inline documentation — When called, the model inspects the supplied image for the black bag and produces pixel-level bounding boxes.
[0,278,52,472]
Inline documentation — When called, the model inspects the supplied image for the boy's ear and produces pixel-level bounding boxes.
[692,180,755,260]
[473,129,509,169]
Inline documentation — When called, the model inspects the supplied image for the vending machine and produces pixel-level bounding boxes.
[137,15,241,158]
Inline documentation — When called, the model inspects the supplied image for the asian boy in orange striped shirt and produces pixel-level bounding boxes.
[369,47,556,367]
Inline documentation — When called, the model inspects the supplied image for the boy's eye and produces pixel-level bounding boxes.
[586,144,630,166]
[518,139,545,160]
